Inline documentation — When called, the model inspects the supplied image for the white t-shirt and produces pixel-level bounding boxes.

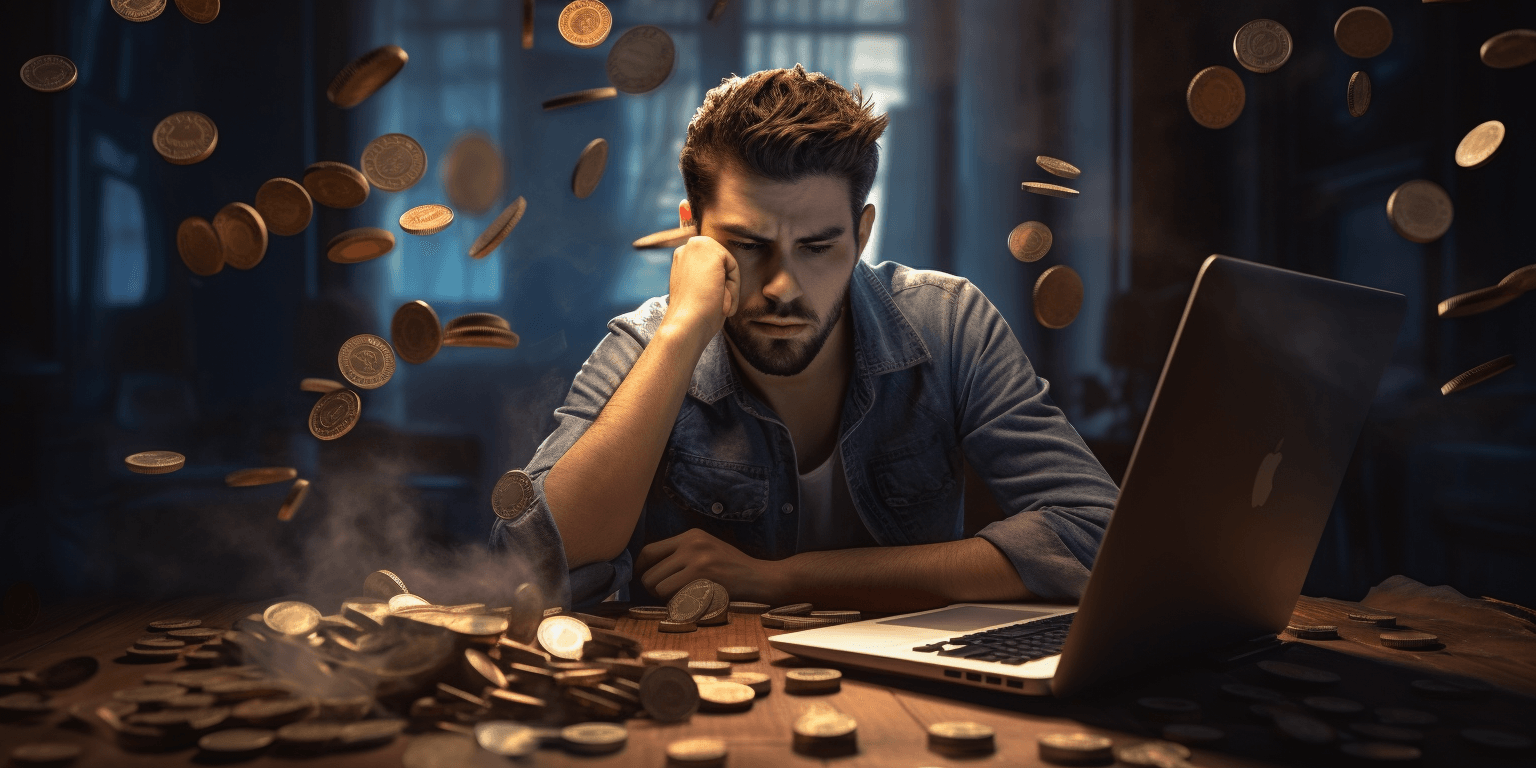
[795,442,878,552]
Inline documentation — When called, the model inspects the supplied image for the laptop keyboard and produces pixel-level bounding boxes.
[910,612,1074,666]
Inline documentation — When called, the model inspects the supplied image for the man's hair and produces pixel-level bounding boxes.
[680,65,889,240]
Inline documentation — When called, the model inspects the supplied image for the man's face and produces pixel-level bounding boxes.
[697,166,869,377]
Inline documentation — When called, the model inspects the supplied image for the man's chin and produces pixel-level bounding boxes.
[727,324,818,377]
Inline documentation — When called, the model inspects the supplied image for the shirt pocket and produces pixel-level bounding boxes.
[662,450,770,523]
[870,438,957,507]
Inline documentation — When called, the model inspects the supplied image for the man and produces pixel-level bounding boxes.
[492,65,1119,611]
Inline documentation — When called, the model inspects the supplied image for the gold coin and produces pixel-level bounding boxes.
[225,467,298,487]
[19,55,77,93]
[173,0,219,23]
[1387,180,1453,244]
[327,45,408,108]
[153,111,217,165]
[1008,221,1053,263]
[1454,120,1505,169]
[299,377,344,393]
[1480,29,1536,69]
[1021,181,1080,199]
[697,680,754,711]
[112,0,166,22]
[360,133,427,192]
[1441,355,1514,396]
[1186,65,1245,129]
[1501,264,1536,293]
[1347,71,1371,118]
[633,224,696,250]
[309,389,361,440]
[253,178,313,237]
[212,202,268,270]
[784,668,842,694]
[443,328,520,349]
[1035,155,1080,179]
[338,333,396,389]
[442,133,504,215]
[391,300,443,364]
[303,161,370,209]
[492,469,535,520]
[537,615,591,660]
[558,0,613,48]
[1038,732,1113,764]
[792,707,856,739]
[715,646,758,662]
[469,197,527,259]
[522,0,534,49]
[606,25,675,94]
[666,738,727,766]
[399,204,454,236]
[326,227,395,264]
[542,86,618,111]
[1335,7,1393,59]
[176,216,223,277]
[446,313,511,332]
[263,601,320,636]
[1033,265,1084,329]
[572,138,608,199]
[125,451,185,474]
[1233,19,1292,74]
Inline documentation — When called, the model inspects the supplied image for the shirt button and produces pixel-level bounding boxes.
[782,503,794,514]
[711,502,724,513]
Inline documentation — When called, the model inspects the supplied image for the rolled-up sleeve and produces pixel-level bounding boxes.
[949,284,1120,600]
[489,299,665,609]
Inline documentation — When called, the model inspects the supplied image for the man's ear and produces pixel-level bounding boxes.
[679,199,693,229]
[855,204,876,257]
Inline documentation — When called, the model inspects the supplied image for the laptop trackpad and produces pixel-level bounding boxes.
[875,606,1054,631]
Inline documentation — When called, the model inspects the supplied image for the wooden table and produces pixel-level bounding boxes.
[2,590,1534,767]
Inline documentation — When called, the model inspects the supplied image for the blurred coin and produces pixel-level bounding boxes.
[1186,65,1245,129]
[572,138,609,199]
[688,661,731,676]
[277,478,309,521]
[1258,660,1340,685]
[303,161,370,209]
[164,627,219,643]
[10,742,82,764]
[213,202,268,270]
[1386,180,1453,243]
[522,0,534,48]
[125,451,185,474]
[668,738,726,767]
[785,668,841,695]
[1455,120,1505,169]
[1274,711,1336,744]
[1115,740,1190,766]
[506,582,544,643]
[276,721,341,751]
[361,133,427,192]
[562,721,626,754]
[363,570,410,598]
[1461,728,1532,750]
[1377,707,1436,726]
[668,579,715,623]
[1480,29,1536,69]
[633,224,696,250]
[112,0,165,22]
[309,389,361,440]
[629,606,668,620]
[1139,696,1201,722]
[643,650,690,667]
[793,707,857,756]
[659,619,696,633]
[538,615,591,660]
[606,25,675,94]
[1438,284,1514,318]
[225,467,297,487]
[326,228,394,264]
[1008,221,1053,263]
[253,178,313,237]
[1033,265,1083,329]
[1335,7,1392,58]
[401,733,485,768]
[391,300,443,364]
[1021,181,1080,199]
[1305,695,1364,715]
[716,646,758,662]
[929,721,996,755]
[338,719,404,749]
[442,328,519,349]
[388,593,430,612]
[1347,71,1372,118]
[1162,724,1224,744]
[729,601,770,614]
[469,196,527,259]
[114,684,188,705]
[1352,723,1423,742]
[466,649,508,690]
[328,45,407,108]
[1287,624,1339,640]
[543,86,618,111]
[474,721,536,757]
[153,111,217,165]
[1035,155,1080,179]
[558,1,612,48]
[400,204,454,236]
[19,55,77,93]
[442,133,503,215]
[174,0,218,23]
[263,601,320,635]
[300,378,344,393]
[1440,356,1513,396]
[146,617,199,631]
[1339,742,1421,761]
[492,469,535,521]
[338,334,396,389]
[697,680,754,712]
[640,665,699,722]
[35,656,98,690]
[714,672,769,696]
[1233,19,1291,73]
[1348,612,1396,626]
[766,603,814,616]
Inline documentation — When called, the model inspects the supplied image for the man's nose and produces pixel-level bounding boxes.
[761,252,804,306]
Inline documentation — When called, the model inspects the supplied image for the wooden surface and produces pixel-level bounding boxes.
[2,592,1534,766]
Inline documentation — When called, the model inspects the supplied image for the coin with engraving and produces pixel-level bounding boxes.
[492,469,536,521]
[558,0,612,48]
[1234,19,1292,73]
[277,479,309,521]
[729,601,771,614]
[338,334,396,390]
[640,665,699,722]
[174,0,218,22]
[1187,66,1245,129]
[300,378,344,394]
[668,579,715,623]
[1038,732,1113,765]
[1335,7,1393,58]
[562,721,626,754]
[667,738,727,767]
[112,0,165,22]
[1480,29,1536,69]
[1347,71,1372,118]
[20,55,77,93]
[263,601,320,636]
[309,389,361,440]
[213,202,268,270]
[328,45,407,108]
[153,111,217,165]
[360,133,426,192]
[1021,181,1081,199]
[542,86,619,111]
[572,138,609,199]
[124,451,186,475]
[390,300,442,364]
[1386,180,1453,244]
[537,615,591,660]
[1441,357,1513,396]
[399,204,454,236]
[303,161,370,209]
[469,196,527,259]
[442,133,503,215]
[633,224,696,250]
[326,228,395,264]
[1455,120,1505,169]
[1033,265,1083,329]
[606,25,675,94]
[253,178,313,237]
[225,467,297,487]
[1008,221,1053,263]
[176,216,223,276]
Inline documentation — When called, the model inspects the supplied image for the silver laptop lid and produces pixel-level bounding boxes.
[1051,255,1405,698]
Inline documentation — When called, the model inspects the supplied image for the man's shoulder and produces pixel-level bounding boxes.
[608,295,671,341]
[866,259,974,299]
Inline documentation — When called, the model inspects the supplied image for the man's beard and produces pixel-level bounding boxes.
[724,291,847,377]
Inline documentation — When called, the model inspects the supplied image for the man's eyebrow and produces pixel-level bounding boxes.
[716,223,846,243]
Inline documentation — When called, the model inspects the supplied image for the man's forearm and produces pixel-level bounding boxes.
[772,537,1042,612]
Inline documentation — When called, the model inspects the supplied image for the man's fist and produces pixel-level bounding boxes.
[663,235,740,338]
[635,528,788,603]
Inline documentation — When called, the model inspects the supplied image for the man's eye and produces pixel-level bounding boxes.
[803,244,832,255]
[731,241,764,251]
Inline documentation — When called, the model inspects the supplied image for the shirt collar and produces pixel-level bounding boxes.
[687,259,931,404]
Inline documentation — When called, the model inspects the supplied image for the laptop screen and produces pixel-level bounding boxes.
[876,606,1053,631]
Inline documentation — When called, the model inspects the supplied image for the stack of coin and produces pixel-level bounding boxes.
[1380,631,1439,649]
[443,313,519,349]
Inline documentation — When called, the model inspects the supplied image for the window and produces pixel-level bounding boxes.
[96,135,148,306]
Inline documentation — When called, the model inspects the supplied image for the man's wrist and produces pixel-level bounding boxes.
[769,553,803,601]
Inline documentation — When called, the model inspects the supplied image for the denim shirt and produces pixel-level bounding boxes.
[490,259,1120,609]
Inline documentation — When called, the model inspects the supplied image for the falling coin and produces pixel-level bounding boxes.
[1187,65,1245,129]
[442,133,503,215]
[542,86,619,111]
[1008,221,1053,262]
[522,0,534,48]
[1233,19,1293,73]
[633,224,696,250]
[558,0,613,48]
[1386,180,1453,244]
[253,178,313,237]
[399,204,455,236]
[1480,29,1536,69]
[112,0,166,23]
[327,228,395,264]
[1441,355,1513,396]
[300,377,344,393]
[1347,71,1371,118]
[1035,155,1080,179]
[213,202,268,270]
[338,334,396,390]
[303,161,370,209]
[492,469,536,521]
[572,138,609,199]
[363,569,410,598]
[225,467,297,487]
[277,479,310,521]
[125,451,185,475]
[19,55,77,93]
[173,0,219,23]
[176,216,223,276]
[153,111,218,165]
[360,133,427,192]
[1455,120,1505,169]
[263,601,320,635]
[606,25,675,94]
[390,300,443,364]
[328,45,408,108]
[469,196,527,259]
[1438,265,1535,318]
[309,389,361,440]
[1335,7,1393,59]
[1022,181,1080,199]
[1033,265,1084,329]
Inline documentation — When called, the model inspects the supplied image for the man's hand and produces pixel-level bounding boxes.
[636,528,786,602]
[663,236,740,339]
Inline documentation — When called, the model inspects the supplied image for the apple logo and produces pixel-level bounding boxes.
[1251,439,1284,508]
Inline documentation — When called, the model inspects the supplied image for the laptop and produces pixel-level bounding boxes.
[768,255,1406,698]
